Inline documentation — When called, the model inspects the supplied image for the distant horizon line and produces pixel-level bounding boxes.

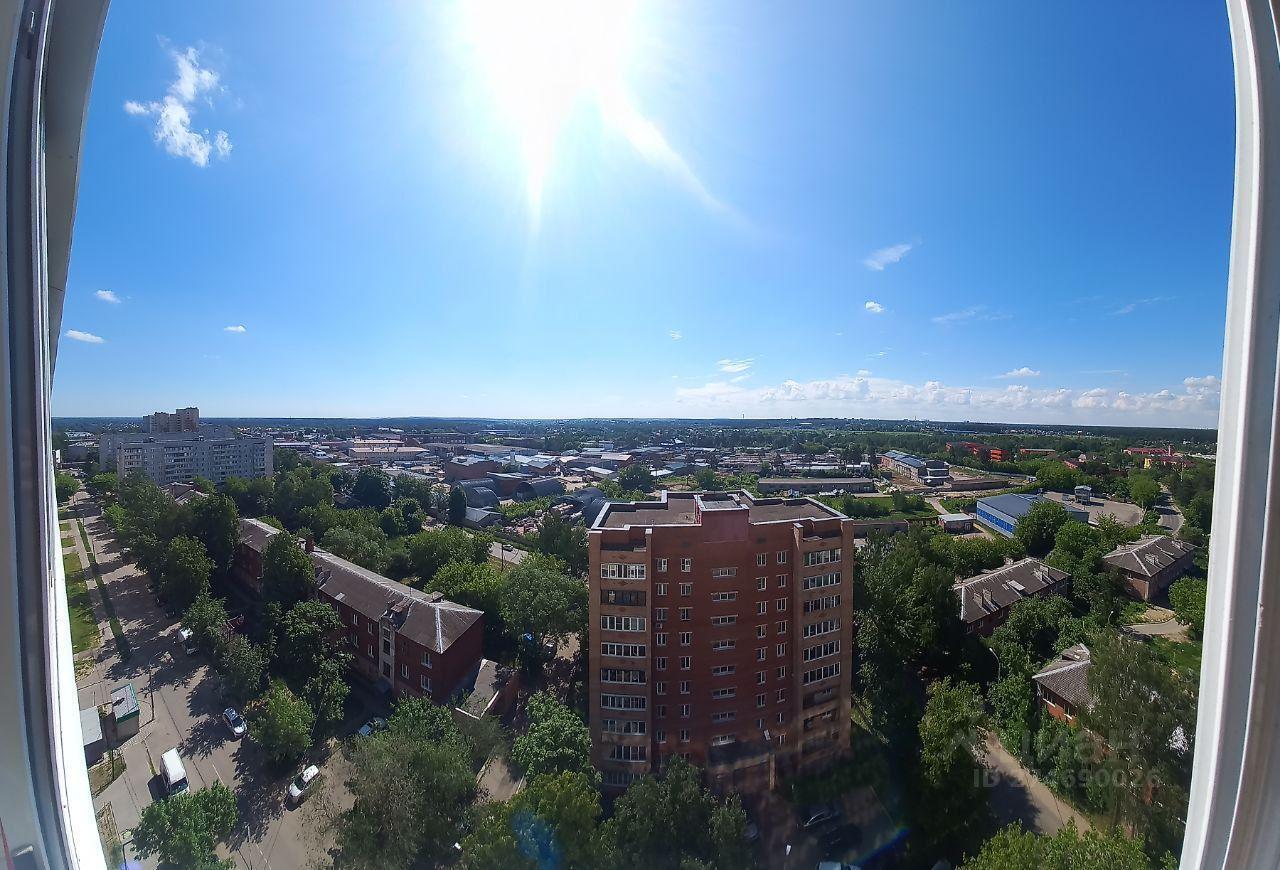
[50,413,1219,433]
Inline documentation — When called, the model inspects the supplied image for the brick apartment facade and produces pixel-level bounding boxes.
[588,491,854,794]
[1102,535,1197,601]
[231,518,484,702]
[314,551,484,703]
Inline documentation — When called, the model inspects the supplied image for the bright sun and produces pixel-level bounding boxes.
[461,0,641,221]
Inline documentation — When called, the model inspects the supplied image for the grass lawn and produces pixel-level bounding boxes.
[818,494,938,522]
[1151,635,1202,676]
[62,551,100,654]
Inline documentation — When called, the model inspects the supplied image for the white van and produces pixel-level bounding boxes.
[159,748,188,796]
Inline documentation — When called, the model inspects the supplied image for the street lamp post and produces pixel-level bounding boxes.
[988,646,1001,682]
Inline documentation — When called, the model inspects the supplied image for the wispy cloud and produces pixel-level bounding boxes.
[224,325,246,333]
[931,305,1011,326]
[864,300,885,314]
[94,289,121,304]
[124,45,232,167]
[1111,296,1173,316]
[863,242,913,271]
[717,358,754,374]
[65,330,104,344]
[997,366,1040,379]
[668,330,683,341]
[730,374,751,383]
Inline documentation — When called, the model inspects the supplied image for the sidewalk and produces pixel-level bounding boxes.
[983,734,1092,835]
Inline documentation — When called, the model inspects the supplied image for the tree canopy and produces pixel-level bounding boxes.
[963,822,1153,870]
[510,692,594,781]
[261,533,316,610]
[131,782,238,870]
[1015,500,1073,558]
[248,680,315,763]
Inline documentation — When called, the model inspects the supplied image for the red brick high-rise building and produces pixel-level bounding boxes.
[588,491,854,794]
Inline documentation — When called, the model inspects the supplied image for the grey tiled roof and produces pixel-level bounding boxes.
[1103,535,1195,578]
[313,549,481,654]
[238,517,283,554]
[954,557,1069,624]
[1032,644,1094,711]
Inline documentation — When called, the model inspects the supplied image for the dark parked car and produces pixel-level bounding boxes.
[801,803,842,829]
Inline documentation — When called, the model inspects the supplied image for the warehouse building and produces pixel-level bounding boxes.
[975,493,1088,537]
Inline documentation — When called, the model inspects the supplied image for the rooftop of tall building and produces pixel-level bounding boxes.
[594,490,843,529]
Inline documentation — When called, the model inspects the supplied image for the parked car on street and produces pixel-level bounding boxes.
[222,707,247,738]
[801,803,842,829]
[287,765,320,805]
[357,716,387,737]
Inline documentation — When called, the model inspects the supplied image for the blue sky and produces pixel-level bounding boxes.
[53,1,1234,426]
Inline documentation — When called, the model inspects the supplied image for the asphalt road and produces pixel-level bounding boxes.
[983,734,1092,836]
[75,495,339,869]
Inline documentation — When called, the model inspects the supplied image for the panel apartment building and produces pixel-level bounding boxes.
[99,406,272,486]
[588,490,855,794]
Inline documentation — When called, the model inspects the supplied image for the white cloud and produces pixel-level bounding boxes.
[65,330,104,344]
[864,300,885,314]
[863,242,913,271]
[730,374,750,383]
[124,46,232,167]
[1112,296,1173,316]
[997,366,1041,379]
[94,289,120,304]
[717,358,754,374]
[931,305,1011,326]
[224,324,246,333]
[672,371,1222,426]
[668,330,683,341]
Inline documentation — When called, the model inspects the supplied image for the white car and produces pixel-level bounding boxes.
[287,765,320,805]
[222,707,247,739]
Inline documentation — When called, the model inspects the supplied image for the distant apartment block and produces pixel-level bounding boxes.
[232,519,484,703]
[144,406,200,433]
[1103,535,1197,601]
[588,490,855,794]
[954,557,1070,635]
[975,493,1088,537]
[946,441,1008,463]
[112,432,272,487]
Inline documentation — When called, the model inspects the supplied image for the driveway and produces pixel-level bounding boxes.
[76,496,342,869]
[982,734,1091,836]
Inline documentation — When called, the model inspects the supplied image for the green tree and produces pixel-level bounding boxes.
[162,536,214,612]
[274,447,302,471]
[448,485,468,525]
[693,467,721,490]
[510,692,594,780]
[277,600,351,729]
[352,467,394,510]
[322,526,390,574]
[337,697,475,868]
[272,467,334,528]
[1129,473,1161,511]
[603,757,748,870]
[408,526,488,581]
[131,782,239,870]
[184,494,240,574]
[500,555,589,654]
[963,822,1152,870]
[1015,500,1073,558]
[86,472,117,498]
[1035,461,1081,493]
[1168,576,1207,638]
[219,634,267,702]
[261,533,315,610]
[1084,632,1196,857]
[1187,491,1214,532]
[223,474,275,517]
[248,680,315,763]
[914,678,990,857]
[461,771,605,870]
[533,513,588,576]
[191,475,216,493]
[616,463,655,493]
[182,594,230,656]
[55,471,80,504]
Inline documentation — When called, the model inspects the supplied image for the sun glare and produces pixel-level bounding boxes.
[462,0,639,223]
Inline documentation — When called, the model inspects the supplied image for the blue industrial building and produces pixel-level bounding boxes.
[976,493,1088,537]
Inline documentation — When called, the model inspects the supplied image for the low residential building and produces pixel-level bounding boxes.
[1103,535,1197,601]
[757,477,874,494]
[315,549,484,702]
[954,557,1070,635]
[232,518,284,594]
[975,493,1088,537]
[1032,644,1093,724]
[1124,445,1194,469]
